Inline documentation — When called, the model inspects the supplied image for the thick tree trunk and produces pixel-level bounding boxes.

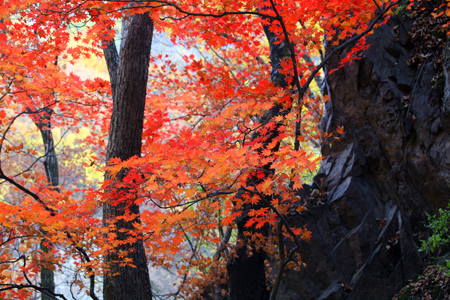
[33,107,57,300]
[226,16,293,300]
[102,13,154,300]
[277,11,450,300]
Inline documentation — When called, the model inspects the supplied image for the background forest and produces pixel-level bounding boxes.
[0,0,449,300]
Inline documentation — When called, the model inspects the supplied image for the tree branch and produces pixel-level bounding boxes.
[102,39,119,95]
[302,0,400,92]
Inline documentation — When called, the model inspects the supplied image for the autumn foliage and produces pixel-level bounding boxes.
[0,0,423,299]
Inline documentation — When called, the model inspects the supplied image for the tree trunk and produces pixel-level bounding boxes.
[102,13,154,300]
[33,107,57,300]
[226,15,294,300]
[277,11,450,300]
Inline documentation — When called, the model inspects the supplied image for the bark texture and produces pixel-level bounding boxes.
[102,13,154,300]
[277,12,450,300]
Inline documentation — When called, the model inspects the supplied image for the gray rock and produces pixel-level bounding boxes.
[278,12,450,300]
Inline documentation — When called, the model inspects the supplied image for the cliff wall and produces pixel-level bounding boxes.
[280,10,450,300]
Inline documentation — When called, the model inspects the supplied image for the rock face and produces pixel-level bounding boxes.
[278,13,450,300]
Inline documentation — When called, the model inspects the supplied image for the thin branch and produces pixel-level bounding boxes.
[213,226,232,260]
[8,127,71,180]
[302,0,400,92]
[269,244,299,300]
[0,103,57,155]
[268,0,303,101]
[208,45,242,86]
[0,284,68,300]
[101,0,278,20]
[102,38,119,94]
[0,256,69,300]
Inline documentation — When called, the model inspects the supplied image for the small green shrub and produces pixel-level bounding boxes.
[419,204,450,269]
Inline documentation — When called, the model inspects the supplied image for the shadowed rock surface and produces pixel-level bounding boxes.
[278,12,450,300]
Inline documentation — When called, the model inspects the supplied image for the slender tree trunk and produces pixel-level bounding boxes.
[226,15,294,300]
[32,107,57,300]
[102,12,154,300]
